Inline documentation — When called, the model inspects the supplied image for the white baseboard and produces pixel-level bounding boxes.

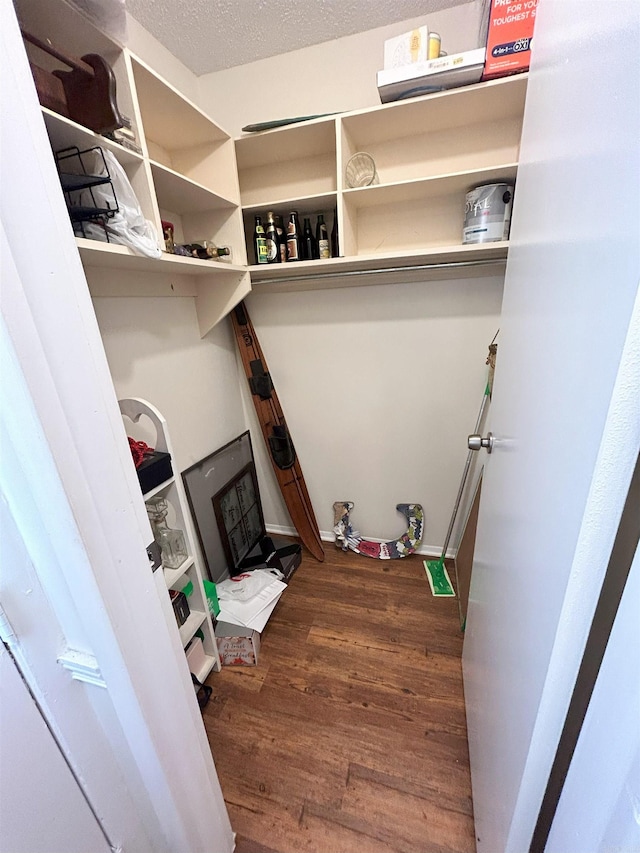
[265,524,457,560]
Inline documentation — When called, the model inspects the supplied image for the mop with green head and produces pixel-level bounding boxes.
[424,338,497,598]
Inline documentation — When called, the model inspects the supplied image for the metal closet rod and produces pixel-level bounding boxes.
[252,258,507,285]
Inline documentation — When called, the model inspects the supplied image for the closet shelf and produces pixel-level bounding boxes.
[164,557,195,588]
[178,609,208,648]
[131,55,230,148]
[342,164,518,208]
[77,237,247,276]
[42,108,144,166]
[149,160,238,213]
[242,191,337,215]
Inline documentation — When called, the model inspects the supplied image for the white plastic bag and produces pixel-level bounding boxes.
[216,568,285,602]
[77,148,161,258]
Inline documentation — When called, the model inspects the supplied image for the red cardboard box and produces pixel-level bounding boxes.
[482,0,538,80]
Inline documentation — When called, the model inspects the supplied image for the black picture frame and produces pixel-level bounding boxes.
[182,430,261,582]
[212,461,266,573]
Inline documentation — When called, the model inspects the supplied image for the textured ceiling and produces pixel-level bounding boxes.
[125,0,468,76]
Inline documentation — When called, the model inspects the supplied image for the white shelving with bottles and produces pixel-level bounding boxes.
[14,0,250,335]
[235,73,528,292]
[119,398,221,681]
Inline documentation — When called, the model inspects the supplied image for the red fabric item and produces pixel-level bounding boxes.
[128,437,154,469]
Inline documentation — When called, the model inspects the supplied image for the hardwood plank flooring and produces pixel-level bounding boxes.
[204,544,475,853]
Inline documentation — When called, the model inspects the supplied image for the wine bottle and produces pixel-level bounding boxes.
[316,214,330,259]
[186,244,208,259]
[265,211,280,263]
[286,211,301,261]
[302,216,318,260]
[331,208,339,258]
[275,214,288,262]
[189,240,232,261]
[254,215,268,265]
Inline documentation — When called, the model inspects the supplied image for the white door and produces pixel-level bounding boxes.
[0,646,111,853]
[462,1,640,852]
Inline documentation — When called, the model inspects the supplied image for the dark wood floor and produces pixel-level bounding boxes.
[204,543,475,853]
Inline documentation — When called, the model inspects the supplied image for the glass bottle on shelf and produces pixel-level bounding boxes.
[186,241,232,261]
[253,215,268,264]
[265,211,281,263]
[146,496,188,570]
[275,214,288,263]
[286,211,301,261]
[316,214,330,259]
[302,217,318,260]
[331,208,339,258]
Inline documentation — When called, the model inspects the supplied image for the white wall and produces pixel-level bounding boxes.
[198,2,484,138]
[93,296,246,477]
[244,278,502,550]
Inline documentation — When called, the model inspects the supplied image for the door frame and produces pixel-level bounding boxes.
[1,4,233,851]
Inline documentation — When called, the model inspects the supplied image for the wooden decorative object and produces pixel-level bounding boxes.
[231,302,325,562]
[21,29,125,134]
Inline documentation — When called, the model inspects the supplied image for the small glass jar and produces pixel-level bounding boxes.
[146,496,188,569]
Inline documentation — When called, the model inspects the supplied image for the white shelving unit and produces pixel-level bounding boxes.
[235,73,528,291]
[14,0,250,335]
[119,398,221,680]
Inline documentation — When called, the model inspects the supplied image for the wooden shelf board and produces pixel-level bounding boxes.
[343,75,528,146]
[131,56,229,150]
[150,161,237,213]
[42,109,143,166]
[190,653,217,683]
[179,610,208,647]
[142,477,175,501]
[77,238,247,277]
[235,119,337,170]
[343,164,518,209]
[242,192,337,217]
[163,557,195,588]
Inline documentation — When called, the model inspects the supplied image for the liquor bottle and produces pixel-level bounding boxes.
[331,208,339,258]
[146,497,188,570]
[254,215,268,264]
[302,217,318,260]
[286,211,301,261]
[188,241,232,261]
[265,211,280,263]
[275,214,288,262]
[162,219,175,253]
[316,214,330,259]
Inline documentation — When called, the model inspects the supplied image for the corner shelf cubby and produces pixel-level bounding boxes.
[235,73,528,290]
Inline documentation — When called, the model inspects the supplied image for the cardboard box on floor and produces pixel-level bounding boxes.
[215,620,260,666]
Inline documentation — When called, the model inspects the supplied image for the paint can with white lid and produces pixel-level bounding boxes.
[463,183,514,244]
